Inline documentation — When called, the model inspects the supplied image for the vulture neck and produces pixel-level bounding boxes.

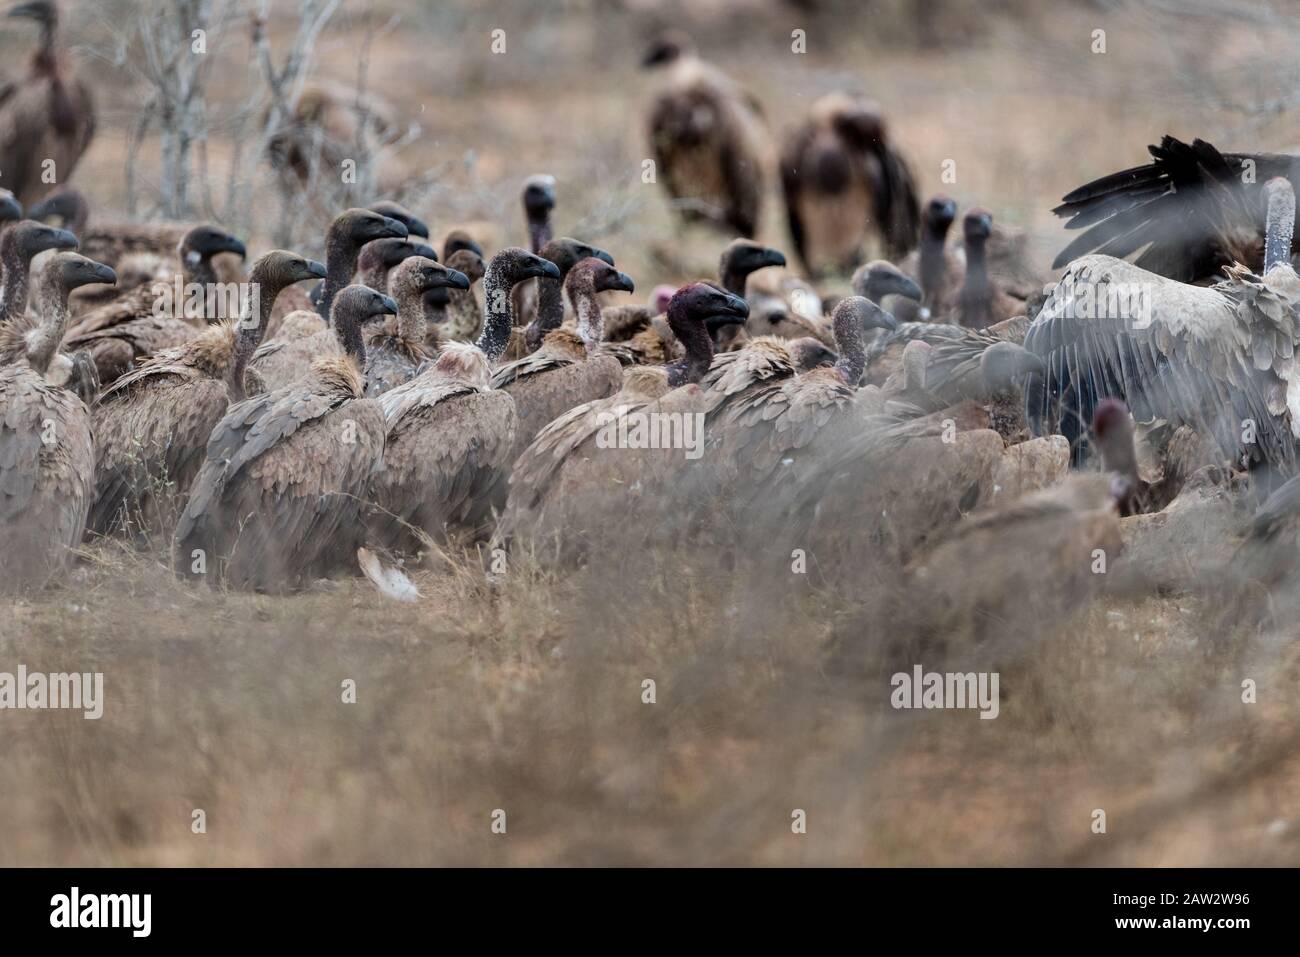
[318,230,362,322]
[719,259,751,297]
[919,224,949,302]
[26,280,71,376]
[334,311,367,369]
[830,313,867,385]
[665,303,715,387]
[0,239,32,324]
[527,213,553,256]
[32,22,60,77]
[225,278,282,401]
[525,269,566,352]
[959,237,994,328]
[568,277,604,356]
[475,259,516,363]
[1264,187,1296,275]
[395,282,428,347]
[355,246,391,292]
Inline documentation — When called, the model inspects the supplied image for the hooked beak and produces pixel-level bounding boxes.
[593,247,616,267]
[38,225,79,253]
[0,193,22,221]
[529,257,562,282]
[892,274,922,302]
[405,214,430,239]
[758,247,787,269]
[305,259,328,281]
[609,271,635,294]
[377,293,399,315]
[221,236,248,259]
[876,310,899,332]
[90,263,118,287]
[441,268,471,291]
[374,215,409,240]
[718,289,750,320]
[412,243,439,262]
[6,2,44,20]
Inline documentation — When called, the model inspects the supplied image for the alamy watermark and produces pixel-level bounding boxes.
[1046,278,1155,330]
[890,665,999,719]
[152,277,259,326]
[0,666,103,719]
[594,406,706,460]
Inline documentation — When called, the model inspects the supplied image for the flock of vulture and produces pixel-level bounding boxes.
[5,2,1300,613]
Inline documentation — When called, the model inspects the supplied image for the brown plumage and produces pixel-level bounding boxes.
[0,218,78,326]
[0,251,113,588]
[644,34,768,237]
[365,248,558,550]
[521,237,615,353]
[172,284,395,590]
[492,256,630,464]
[363,256,469,397]
[779,92,920,276]
[431,247,485,344]
[500,281,749,558]
[0,1,94,205]
[88,251,326,538]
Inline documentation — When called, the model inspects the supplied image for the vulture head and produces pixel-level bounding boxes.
[444,248,485,284]
[979,341,1046,394]
[719,239,786,293]
[0,189,22,224]
[521,175,557,223]
[852,260,923,304]
[963,207,994,244]
[788,337,838,372]
[25,188,87,233]
[358,237,438,278]
[668,282,749,337]
[367,200,429,239]
[826,96,886,151]
[442,229,484,260]
[6,0,57,27]
[641,31,691,68]
[331,283,398,364]
[250,249,327,288]
[41,251,116,296]
[2,219,78,264]
[334,208,409,249]
[566,257,635,297]
[391,255,470,302]
[541,237,615,277]
[179,224,247,270]
[923,195,958,239]
[490,247,562,286]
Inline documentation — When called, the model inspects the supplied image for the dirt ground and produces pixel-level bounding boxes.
[3,0,1300,866]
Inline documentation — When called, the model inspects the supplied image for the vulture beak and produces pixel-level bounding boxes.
[891,273,923,302]
[374,215,409,240]
[89,263,118,287]
[305,259,328,281]
[874,309,899,332]
[593,248,616,267]
[609,271,636,294]
[6,3,42,20]
[221,236,248,259]
[37,225,78,253]
[377,294,399,316]
[441,268,471,291]
[405,215,430,239]
[758,247,787,270]
[0,193,22,221]
[412,243,439,262]
[717,290,750,319]
[526,257,562,282]
[462,239,485,258]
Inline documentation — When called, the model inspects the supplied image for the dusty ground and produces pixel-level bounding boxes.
[4,0,1300,865]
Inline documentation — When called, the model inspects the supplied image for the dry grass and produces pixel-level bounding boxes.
[4,0,1300,865]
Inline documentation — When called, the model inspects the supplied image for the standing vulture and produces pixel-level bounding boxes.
[1053,134,1300,284]
[173,285,396,591]
[367,247,559,550]
[0,1,95,205]
[779,92,920,276]
[1027,176,1300,472]
[88,251,326,538]
[643,33,768,237]
[0,252,113,589]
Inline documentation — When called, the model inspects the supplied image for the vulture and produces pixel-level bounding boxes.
[851,259,924,307]
[520,237,615,354]
[24,185,85,233]
[491,255,630,464]
[953,208,1024,330]
[0,252,113,589]
[643,33,768,237]
[62,224,248,384]
[1026,175,1300,472]
[0,218,77,325]
[367,200,428,240]
[0,0,95,205]
[0,189,21,225]
[1052,134,1300,284]
[432,247,486,344]
[892,194,958,321]
[367,247,560,550]
[522,175,556,254]
[500,281,750,558]
[265,79,404,189]
[779,91,920,276]
[172,285,396,591]
[363,255,469,397]
[713,238,787,351]
[88,251,326,538]
[267,207,409,335]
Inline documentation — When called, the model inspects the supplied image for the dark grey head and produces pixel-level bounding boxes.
[0,189,21,223]
[788,337,838,372]
[367,200,428,239]
[180,224,247,265]
[360,237,438,274]
[442,229,484,260]
[980,340,1045,391]
[925,195,958,237]
[332,283,398,325]
[720,238,786,280]
[6,1,56,26]
[491,246,562,284]
[335,208,409,247]
[964,207,994,243]
[2,219,77,260]
[832,294,898,334]
[522,175,556,220]
[46,251,116,293]
[26,188,87,231]
[249,249,327,287]
[541,236,615,276]
[668,281,749,327]
[392,255,471,299]
[852,260,922,304]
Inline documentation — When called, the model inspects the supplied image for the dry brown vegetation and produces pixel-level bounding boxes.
[4,0,1300,866]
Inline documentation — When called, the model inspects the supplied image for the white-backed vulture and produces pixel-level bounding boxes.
[367,200,428,240]
[431,247,485,345]
[0,218,77,325]
[363,256,469,397]
[1053,134,1300,284]
[0,1,95,205]
[365,248,559,550]
[1026,176,1300,472]
[890,195,957,322]
[492,255,630,464]
[267,207,409,335]
[305,235,438,314]
[0,252,113,589]
[643,33,768,237]
[500,281,750,557]
[24,185,84,233]
[252,210,411,389]
[713,238,787,351]
[62,224,248,383]
[851,259,924,307]
[953,208,1024,330]
[779,91,920,276]
[509,176,557,334]
[172,284,396,591]
[88,251,326,538]
[519,237,615,354]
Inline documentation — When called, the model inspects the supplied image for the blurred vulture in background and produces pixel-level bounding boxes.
[266,79,405,189]
[643,32,768,237]
[1028,176,1300,473]
[779,92,919,276]
[1053,134,1300,284]
[0,0,95,205]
